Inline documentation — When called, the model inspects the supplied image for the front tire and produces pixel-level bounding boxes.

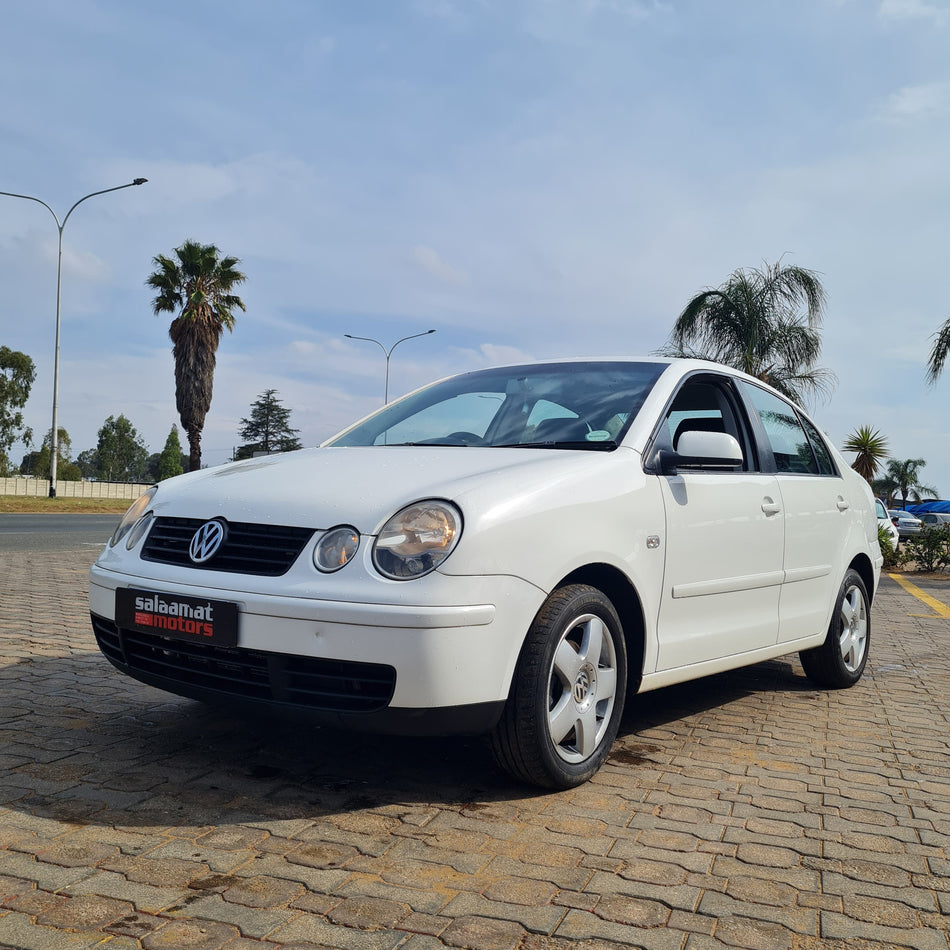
[799,568,870,688]
[490,584,627,789]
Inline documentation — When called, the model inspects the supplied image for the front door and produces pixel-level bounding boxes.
[648,374,785,673]
[656,471,784,670]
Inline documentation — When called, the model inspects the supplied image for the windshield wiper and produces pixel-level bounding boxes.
[382,440,618,450]
[384,440,475,447]
[493,440,617,450]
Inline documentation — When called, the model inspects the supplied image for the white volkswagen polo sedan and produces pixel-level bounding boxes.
[90,359,881,788]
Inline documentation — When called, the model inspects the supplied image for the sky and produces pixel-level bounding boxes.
[1,0,949,493]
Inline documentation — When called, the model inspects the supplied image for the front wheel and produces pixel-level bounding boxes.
[490,584,627,789]
[799,568,870,688]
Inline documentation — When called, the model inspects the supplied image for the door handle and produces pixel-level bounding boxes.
[762,499,781,516]
[836,498,850,512]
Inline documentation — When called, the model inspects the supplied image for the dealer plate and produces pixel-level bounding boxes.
[115,588,239,647]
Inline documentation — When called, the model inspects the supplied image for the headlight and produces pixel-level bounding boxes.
[110,487,157,547]
[373,500,462,580]
[314,525,360,572]
[125,511,154,550]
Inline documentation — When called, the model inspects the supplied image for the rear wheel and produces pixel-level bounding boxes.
[490,584,627,789]
[799,568,870,688]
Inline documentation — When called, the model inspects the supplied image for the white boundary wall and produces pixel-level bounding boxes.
[0,478,148,500]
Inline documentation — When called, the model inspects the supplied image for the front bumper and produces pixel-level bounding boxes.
[89,563,545,735]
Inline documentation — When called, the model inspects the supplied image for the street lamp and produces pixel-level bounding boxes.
[344,329,436,404]
[0,178,148,496]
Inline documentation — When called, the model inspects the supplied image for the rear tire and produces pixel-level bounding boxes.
[490,584,627,789]
[799,568,870,688]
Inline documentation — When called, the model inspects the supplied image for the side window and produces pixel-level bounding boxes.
[742,384,818,475]
[661,379,752,471]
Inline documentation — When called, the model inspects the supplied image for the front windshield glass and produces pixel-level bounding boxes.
[328,361,667,449]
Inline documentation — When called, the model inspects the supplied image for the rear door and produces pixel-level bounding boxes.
[738,382,847,644]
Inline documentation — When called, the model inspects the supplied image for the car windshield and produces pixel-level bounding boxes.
[328,361,667,449]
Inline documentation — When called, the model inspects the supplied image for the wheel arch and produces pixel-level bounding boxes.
[848,552,876,606]
[556,563,646,693]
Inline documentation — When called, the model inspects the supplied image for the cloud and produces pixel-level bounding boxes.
[880,81,950,120]
[410,245,469,286]
[878,0,950,27]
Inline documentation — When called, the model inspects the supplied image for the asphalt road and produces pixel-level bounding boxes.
[0,513,120,552]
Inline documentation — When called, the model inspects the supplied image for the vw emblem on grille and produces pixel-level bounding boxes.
[189,519,227,564]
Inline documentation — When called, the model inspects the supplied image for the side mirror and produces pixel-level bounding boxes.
[658,430,743,475]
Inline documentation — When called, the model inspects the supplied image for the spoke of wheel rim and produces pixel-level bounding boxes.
[579,616,605,666]
[839,588,866,669]
[548,694,577,746]
[574,703,600,757]
[840,629,855,666]
[553,637,582,685]
[840,593,856,631]
[597,666,617,702]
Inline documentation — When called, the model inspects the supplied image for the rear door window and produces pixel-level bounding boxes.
[741,384,825,475]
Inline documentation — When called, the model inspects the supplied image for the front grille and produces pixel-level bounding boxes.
[142,517,315,576]
[92,615,396,713]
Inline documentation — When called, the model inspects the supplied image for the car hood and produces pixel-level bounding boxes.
[148,445,618,534]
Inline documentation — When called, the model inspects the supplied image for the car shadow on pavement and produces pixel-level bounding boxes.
[622,655,818,731]
[1,651,819,831]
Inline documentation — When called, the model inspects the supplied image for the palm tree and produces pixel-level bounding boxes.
[147,240,246,471]
[659,260,835,407]
[926,317,950,385]
[842,425,889,482]
[883,458,937,510]
[871,473,898,508]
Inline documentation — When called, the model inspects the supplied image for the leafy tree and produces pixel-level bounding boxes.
[147,240,246,472]
[659,260,835,406]
[883,458,937,510]
[96,414,150,482]
[147,450,188,481]
[19,450,39,475]
[75,448,99,479]
[0,346,36,476]
[235,389,302,460]
[842,425,889,483]
[57,459,82,481]
[156,425,185,481]
[26,428,80,481]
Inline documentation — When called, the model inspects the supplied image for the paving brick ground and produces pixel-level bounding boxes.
[0,547,947,949]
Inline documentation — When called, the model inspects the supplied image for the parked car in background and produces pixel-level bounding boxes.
[90,358,882,789]
[918,511,950,530]
[877,499,900,550]
[889,509,923,541]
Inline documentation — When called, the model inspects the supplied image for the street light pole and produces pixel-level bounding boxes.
[344,329,436,403]
[0,179,148,495]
